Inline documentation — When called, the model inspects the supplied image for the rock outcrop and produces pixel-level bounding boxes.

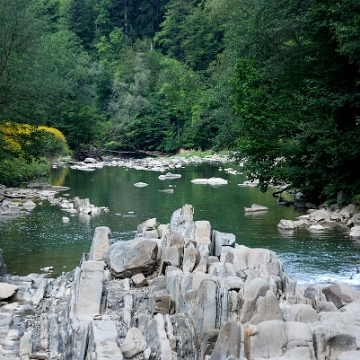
[277,203,360,239]
[1,205,360,359]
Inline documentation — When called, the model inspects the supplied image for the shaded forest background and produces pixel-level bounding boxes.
[1,0,360,204]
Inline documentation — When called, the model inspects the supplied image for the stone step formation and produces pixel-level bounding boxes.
[0,205,360,359]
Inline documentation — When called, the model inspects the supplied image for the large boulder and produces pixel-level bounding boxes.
[339,204,357,219]
[239,277,283,324]
[322,284,360,309]
[0,283,18,300]
[104,239,158,278]
[349,225,360,239]
[309,209,331,223]
[121,327,148,358]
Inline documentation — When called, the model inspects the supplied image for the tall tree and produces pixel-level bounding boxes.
[227,0,360,202]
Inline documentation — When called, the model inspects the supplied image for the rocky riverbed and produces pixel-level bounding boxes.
[277,203,360,239]
[1,205,360,360]
[0,184,109,222]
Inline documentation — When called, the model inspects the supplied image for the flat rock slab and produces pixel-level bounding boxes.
[75,261,104,322]
[89,226,111,261]
[323,284,360,308]
[0,283,18,300]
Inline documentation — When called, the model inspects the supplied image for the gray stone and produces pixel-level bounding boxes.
[170,313,198,359]
[75,261,104,323]
[86,319,121,360]
[84,157,97,163]
[130,314,151,332]
[89,226,111,261]
[121,327,147,358]
[137,218,157,233]
[182,248,198,272]
[131,273,147,287]
[336,351,360,360]
[144,314,173,360]
[347,214,360,227]
[277,219,299,230]
[162,232,184,250]
[199,329,220,360]
[309,209,331,222]
[93,341,124,359]
[209,320,241,360]
[159,246,181,274]
[195,220,211,238]
[323,284,360,309]
[349,225,360,238]
[304,285,326,302]
[224,245,286,294]
[308,224,326,231]
[151,290,174,315]
[19,330,32,356]
[210,230,236,257]
[170,204,194,227]
[0,283,18,300]
[315,301,338,313]
[285,304,319,323]
[191,279,217,340]
[104,239,158,278]
[240,278,283,324]
[227,276,244,291]
[245,320,315,360]
[339,204,357,219]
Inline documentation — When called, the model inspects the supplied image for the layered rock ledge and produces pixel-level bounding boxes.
[0,205,360,360]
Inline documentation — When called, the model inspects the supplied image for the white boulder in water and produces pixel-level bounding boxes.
[158,172,182,180]
[244,204,269,212]
[134,182,148,188]
[191,177,228,185]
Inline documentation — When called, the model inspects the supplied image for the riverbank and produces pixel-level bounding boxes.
[1,205,360,359]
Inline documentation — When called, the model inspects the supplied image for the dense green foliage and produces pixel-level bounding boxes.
[1,0,360,202]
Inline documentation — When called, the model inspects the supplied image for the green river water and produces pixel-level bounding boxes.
[1,160,360,288]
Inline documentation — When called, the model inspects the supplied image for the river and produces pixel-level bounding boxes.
[1,159,360,288]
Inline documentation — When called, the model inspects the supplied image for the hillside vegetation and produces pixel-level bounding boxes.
[1,0,360,203]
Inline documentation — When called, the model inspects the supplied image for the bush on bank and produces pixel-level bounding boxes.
[0,122,70,185]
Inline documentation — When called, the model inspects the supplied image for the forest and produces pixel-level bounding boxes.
[1,0,360,204]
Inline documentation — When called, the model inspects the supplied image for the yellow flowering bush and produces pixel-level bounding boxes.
[0,122,70,185]
[0,122,69,159]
